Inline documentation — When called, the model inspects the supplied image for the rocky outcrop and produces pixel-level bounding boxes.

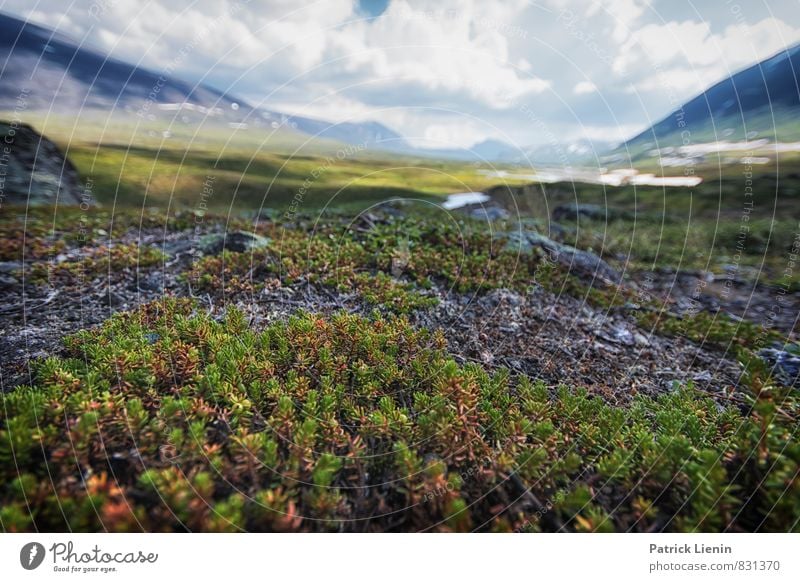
[468,206,511,221]
[0,121,83,206]
[503,226,622,284]
[759,347,800,387]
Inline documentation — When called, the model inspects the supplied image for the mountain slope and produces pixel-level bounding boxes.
[0,12,248,118]
[0,12,411,151]
[623,43,800,151]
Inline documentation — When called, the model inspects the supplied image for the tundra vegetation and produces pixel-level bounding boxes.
[0,142,798,532]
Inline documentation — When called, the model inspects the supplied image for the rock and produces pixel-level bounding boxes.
[100,290,126,308]
[162,238,196,257]
[593,341,619,353]
[469,206,510,221]
[0,261,23,274]
[382,204,406,218]
[759,347,800,386]
[200,231,271,254]
[479,288,523,308]
[513,218,569,242]
[0,121,84,206]
[612,326,634,346]
[132,272,164,292]
[0,274,18,288]
[353,212,387,230]
[504,229,621,284]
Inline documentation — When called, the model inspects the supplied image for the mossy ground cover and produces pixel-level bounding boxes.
[185,212,629,313]
[1,203,798,532]
[488,170,800,289]
[1,298,797,532]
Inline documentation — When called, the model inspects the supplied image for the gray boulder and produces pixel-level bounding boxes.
[469,206,510,221]
[759,347,800,387]
[0,121,83,206]
[504,228,621,284]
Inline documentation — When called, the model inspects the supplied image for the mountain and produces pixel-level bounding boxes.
[0,12,249,119]
[623,43,800,153]
[515,139,616,166]
[0,12,409,152]
[469,139,522,160]
[399,138,615,165]
[283,117,408,150]
[386,139,520,162]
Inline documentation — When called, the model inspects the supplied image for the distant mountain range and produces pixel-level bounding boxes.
[621,43,800,157]
[2,11,799,165]
[0,12,490,160]
[0,12,247,117]
[0,13,414,151]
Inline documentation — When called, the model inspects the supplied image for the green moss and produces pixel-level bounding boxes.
[1,298,797,532]
[634,308,786,376]
[185,214,627,312]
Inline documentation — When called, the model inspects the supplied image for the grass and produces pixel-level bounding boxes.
[488,172,800,287]
[0,298,797,532]
[2,113,799,533]
[184,210,628,313]
[5,205,789,360]
[4,111,531,211]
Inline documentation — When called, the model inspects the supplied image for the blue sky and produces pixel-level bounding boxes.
[3,0,800,148]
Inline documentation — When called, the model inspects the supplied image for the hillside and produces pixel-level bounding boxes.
[622,43,800,156]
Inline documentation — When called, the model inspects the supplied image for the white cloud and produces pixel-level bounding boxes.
[574,122,645,143]
[2,0,800,148]
[616,17,800,93]
[420,122,494,149]
[587,0,651,42]
[573,80,598,94]
[324,0,551,107]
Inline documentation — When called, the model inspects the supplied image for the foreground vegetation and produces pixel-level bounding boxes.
[489,166,800,287]
[1,298,797,532]
[1,119,798,531]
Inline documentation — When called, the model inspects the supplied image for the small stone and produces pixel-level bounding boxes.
[552,203,628,222]
[480,288,523,308]
[612,326,634,346]
[200,231,271,254]
[100,291,125,308]
[759,347,800,387]
[0,274,18,287]
[469,206,510,221]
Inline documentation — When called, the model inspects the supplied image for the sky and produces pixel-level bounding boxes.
[2,0,800,149]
